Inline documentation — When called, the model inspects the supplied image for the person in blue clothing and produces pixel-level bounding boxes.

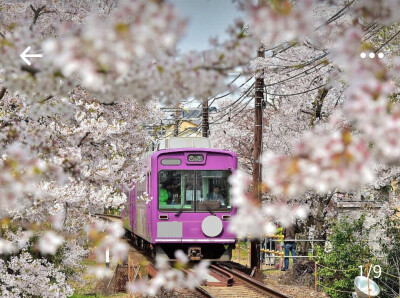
[171,193,181,205]
[282,224,300,271]
[206,186,225,206]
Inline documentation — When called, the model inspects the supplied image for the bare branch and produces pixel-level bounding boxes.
[77,132,90,147]
[39,95,54,103]
[21,65,40,76]
[99,101,117,106]
[301,109,313,116]
[310,87,330,126]
[29,5,46,30]
[0,87,6,100]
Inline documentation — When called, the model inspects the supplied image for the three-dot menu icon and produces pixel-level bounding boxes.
[360,52,384,59]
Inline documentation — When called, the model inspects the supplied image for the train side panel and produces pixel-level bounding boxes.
[132,155,153,242]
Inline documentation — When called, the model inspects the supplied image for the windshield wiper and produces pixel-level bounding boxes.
[175,202,216,217]
[174,204,185,217]
[203,202,215,216]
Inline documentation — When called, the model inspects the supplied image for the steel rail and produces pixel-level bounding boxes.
[216,264,290,298]
[194,285,217,298]
[148,264,217,298]
[92,215,213,297]
[95,213,121,219]
[209,265,234,287]
[96,213,287,297]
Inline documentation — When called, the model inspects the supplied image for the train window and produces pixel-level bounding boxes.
[161,158,182,166]
[196,170,231,212]
[158,170,232,212]
[158,170,195,211]
[136,176,147,203]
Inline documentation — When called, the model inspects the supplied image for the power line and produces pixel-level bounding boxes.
[209,83,255,118]
[210,96,254,125]
[266,83,326,97]
[208,75,253,107]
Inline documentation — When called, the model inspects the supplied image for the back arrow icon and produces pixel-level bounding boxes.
[20,46,43,66]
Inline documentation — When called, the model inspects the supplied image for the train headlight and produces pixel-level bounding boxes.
[201,215,223,237]
[187,154,204,162]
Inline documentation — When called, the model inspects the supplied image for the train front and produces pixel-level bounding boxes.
[152,148,237,261]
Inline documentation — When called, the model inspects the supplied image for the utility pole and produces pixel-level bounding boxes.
[202,99,209,137]
[174,105,180,137]
[250,46,264,270]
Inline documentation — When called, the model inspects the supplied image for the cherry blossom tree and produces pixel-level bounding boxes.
[0,1,166,295]
[212,0,400,245]
[1,0,400,296]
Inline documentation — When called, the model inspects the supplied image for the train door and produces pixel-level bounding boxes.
[135,176,147,238]
[146,172,152,240]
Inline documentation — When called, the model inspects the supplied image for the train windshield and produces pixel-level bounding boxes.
[158,170,232,212]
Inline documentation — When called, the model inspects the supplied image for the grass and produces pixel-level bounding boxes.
[69,264,130,298]
[81,259,98,267]
[122,217,132,232]
[68,252,105,297]
[232,241,251,266]
[68,265,99,297]
[69,249,131,297]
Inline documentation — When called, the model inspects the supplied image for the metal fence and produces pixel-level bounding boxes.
[233,236,329,269]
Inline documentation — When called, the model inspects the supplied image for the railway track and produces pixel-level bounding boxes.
[207,265,234,287]
[95,213,121,222]
[147,262,289,297]
[148,263,216,298]
[94,214,290,297]
[96,214,213,297]
[209,263,290,298]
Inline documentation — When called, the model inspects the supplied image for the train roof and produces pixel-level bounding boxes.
[136,147,236,173]
[157,137,210,150]
[152,137,236,158]
[151,147,237,159]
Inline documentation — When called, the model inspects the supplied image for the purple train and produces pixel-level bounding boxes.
[122,138,237,261]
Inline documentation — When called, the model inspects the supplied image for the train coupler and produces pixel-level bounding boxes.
[188,247,202,261]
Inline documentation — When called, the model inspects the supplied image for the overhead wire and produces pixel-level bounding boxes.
[210,96,254,125]
[266,0,354,56]
[211,83,254,114]
[160,81,255,132]
[206,3,394,124]
[172,2,354,128]
[208,75,253,107]
[156,0,398,135]
[265,83,326,97]
[374,29,400,53]
[207,86,254,125]
[264,61,328,88]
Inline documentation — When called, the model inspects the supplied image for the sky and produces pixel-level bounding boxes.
[169,0,243,53]
[165,0,251,109]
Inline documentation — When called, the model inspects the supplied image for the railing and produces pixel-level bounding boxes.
[233,235,328,269]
